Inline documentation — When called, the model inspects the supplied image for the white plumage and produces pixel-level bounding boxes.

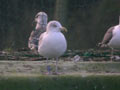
[108,25,120,49]
[38,20,67,74]
[38,32,67,58]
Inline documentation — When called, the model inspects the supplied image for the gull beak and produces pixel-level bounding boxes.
[60,27,67,32]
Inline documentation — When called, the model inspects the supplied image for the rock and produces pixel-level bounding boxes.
[72,55,83,62]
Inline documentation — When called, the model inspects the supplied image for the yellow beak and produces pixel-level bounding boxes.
[60,27,67,32]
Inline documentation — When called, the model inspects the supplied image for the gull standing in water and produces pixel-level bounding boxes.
[99,16,120,61]
[38,20,67,74]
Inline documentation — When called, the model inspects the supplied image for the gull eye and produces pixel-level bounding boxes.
[35,14,39,18]
[52,24,57,27]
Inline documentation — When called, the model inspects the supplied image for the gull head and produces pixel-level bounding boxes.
[47,20,67,32]
[34,12,48,25]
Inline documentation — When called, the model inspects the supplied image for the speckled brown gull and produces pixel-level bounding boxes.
[28,12,48,53]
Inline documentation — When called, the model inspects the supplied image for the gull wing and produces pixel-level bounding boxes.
[101,26,114,44]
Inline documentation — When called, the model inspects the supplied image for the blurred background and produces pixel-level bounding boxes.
[0,0,120,50]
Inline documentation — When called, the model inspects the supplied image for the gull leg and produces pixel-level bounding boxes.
[55,57,58,74]
[110,47,114,61]
[46,58,51,74]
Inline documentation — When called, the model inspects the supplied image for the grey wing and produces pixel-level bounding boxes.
[101,26,114,44]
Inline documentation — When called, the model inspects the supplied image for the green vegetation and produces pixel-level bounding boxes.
[0,75,120,90]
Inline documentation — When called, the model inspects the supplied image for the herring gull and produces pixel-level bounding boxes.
[99,16,120,61]
[38,20,67,74]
